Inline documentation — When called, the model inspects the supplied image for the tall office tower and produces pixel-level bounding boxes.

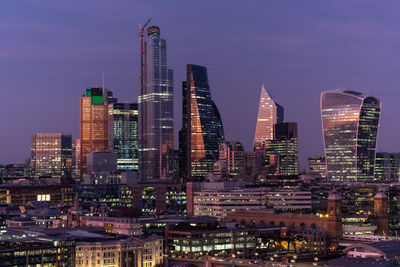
[216,140,245,180]
[178,82,188,180]
[108,103,138,171]
[321,89,381,182]
[375,152,400,182]
[253,84,284,150]
[31,133,72,178]
[138,26,174,181]
[72,139,81,178]
[265,122,298,175]
[308,156,326,179]
[80,87,116,176]
[180,64,225,179]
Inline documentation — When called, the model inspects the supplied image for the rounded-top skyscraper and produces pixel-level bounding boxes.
[321,89,381,183]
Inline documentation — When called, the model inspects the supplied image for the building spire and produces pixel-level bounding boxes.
[374,185,387,199]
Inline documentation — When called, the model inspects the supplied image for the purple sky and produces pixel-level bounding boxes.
[1,0,400,169]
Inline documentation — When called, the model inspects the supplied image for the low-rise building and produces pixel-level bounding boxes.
[0,227,163,267]
[326,240,400,267]
[227,189,344,249]
[342,214,377,236]
[165,218,257,259]
[267,190,312,212]
[76,235,163,267]
[0,230,74,266]
[0,184,76,206]
[80,216,142,236]
[193,187,268,219]
[6,217,36,228]
[131,181,186,216]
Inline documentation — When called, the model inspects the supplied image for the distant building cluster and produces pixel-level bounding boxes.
[2,22,400,267]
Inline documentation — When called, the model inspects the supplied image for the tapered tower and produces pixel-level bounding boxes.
[326,189,342,248]
[253,85,283,150]
[180,64,225,180]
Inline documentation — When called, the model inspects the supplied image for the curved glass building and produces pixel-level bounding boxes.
[180,64,225,179]
[321,89,381,182]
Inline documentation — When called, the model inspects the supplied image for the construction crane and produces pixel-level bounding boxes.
[139,18,152,56]
[139,18,152,95]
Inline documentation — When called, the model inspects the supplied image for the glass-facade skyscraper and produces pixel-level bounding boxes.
[265,122,298,176]
[31,133,72,178]
[138,26,174,181]
[180,64,225,179]
[321,89,381,182]
[108,103,138,171]
[253,84,284,150]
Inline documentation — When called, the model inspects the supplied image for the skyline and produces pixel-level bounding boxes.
[1,0,400,169]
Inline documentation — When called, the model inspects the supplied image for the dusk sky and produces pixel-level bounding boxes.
[1,0,400,169]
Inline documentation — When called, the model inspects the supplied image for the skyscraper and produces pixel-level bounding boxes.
[321,89,381,182]
[180,64,225,179]
[253,85,284,150]
[138,26,174,181]
[108,103,138,171]
[265,122,299,175]
[31,133,72,178]
[80,87,116,176]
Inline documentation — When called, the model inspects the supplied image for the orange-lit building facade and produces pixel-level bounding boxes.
[180,64,224,179]
[80,87,115,176]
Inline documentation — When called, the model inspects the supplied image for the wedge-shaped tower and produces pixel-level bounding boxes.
[180,64,225,179]
[253,85,284,150]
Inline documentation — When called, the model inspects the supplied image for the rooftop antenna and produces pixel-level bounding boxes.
[102,73,105,90]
